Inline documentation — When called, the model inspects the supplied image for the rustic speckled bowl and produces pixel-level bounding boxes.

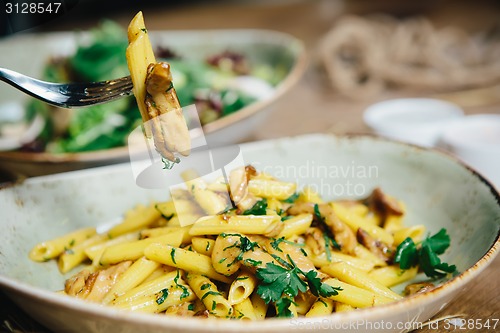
[0,134,499,333]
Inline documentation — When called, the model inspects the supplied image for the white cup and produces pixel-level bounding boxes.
[363,98,465,147]
[439,114,500,188]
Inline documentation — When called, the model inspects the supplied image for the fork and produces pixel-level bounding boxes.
[0,68,133,108]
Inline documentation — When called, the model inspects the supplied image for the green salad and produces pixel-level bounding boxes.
[22,21,283,153]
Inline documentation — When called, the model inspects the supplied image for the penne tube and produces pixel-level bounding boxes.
[190,237,215,256]
[393,225,426,246]
[324,278,395,308]
[102,257,160,304]
[112,284,195,313]
[321,262,402,301]
[251,292,268,320]
[58,234,108,273]
[311,251,376,272]
[332,203,394,245]
[248,178,296,200]
[186,273,233,318]
[189,215,281,236]
[139,226,192,244]
[298,186,323,204]
[228,273,257,305]
[85,232,140,262]
[305,298,334,317]
[295,292,317,315]
[368,266,418,288]
[353,245,387,267]
[107,204,161,238]
[277,214,313,239]
[99,230,184,266]
[112,271,178,305]
[29,227,96,262]
[233,298,257,320]
[335,302,355,312]
[144,243,231,283]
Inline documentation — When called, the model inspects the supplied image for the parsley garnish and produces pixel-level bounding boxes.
[220,233,260,266]
[270,237,305,253]
[174,270,190,300]
[201,283,211,290]
[156,288,169,305]
[201,290,222,301]
[188,303,195,311]
[235,276,249,281]
[170,248,177,264]
[314,204,340,253]
[242,199,268,215]
[244,258,262,267]
[255,255,340,317]
[283,192,300,203]
[394,228,457,278]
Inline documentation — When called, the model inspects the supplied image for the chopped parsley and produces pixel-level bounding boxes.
[201,290,222,301]
[156,288,169,305]
[220,233,260,266]
[242,199,268,215]
[174,270,190,300]
[188,303,195,311]
[235,276,249,281]
[394,228,457,278]
[255,254,340,317]
[244,258,262,267]
[314,204,340,255]
[170,248,177,264]
[270,237,305,253]
[283,192,300,203]
[201,283,211,290]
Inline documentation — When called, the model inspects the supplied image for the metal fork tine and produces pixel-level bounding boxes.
[0,67,133,108]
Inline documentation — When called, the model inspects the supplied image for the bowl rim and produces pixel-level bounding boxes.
[0,133,499,331]
[0,28,308,164]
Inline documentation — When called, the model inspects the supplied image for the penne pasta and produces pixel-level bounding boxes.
[29,227,96,262]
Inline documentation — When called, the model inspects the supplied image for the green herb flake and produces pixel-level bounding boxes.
[201,283,211,290]
[201,290,222,301]
[212,300,217,311]
[174,270,190,300]
[156,288,169,305]
[283,192,300,204]
[141,28,148,33]
[235,276,249,281]
[244,258,262,267]
[170,248,177,264]
[188,303,195,311]
[242,199,268,215]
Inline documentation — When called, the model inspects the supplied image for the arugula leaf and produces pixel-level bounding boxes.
[243,199,268,215]
[394,228,457,278]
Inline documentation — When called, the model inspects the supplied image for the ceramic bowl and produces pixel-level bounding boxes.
[0,134,499,333]
[0,29,307,178]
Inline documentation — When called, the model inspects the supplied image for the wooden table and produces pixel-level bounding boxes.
[1,0,499,332]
